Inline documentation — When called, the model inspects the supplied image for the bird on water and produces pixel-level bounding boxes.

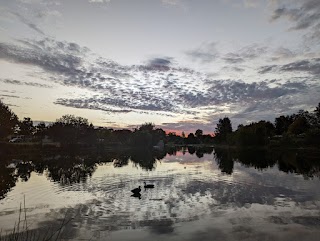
[131,186,141,193]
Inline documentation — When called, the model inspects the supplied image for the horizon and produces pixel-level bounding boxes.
[1,0,320,134]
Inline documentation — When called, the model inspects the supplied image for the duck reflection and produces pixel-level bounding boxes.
[131,192,142,199]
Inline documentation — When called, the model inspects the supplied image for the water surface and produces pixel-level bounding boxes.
[0,147,320,240]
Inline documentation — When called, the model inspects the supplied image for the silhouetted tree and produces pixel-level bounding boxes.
[275,115,294,135]
[288,116,309,135]
[152,128,166,145]
[186,133,199,144]
[0,101,18,139]
[166,132,184,145]
[35,122,47,138]
[19,117,34,135]
[201,134,214,144]
[195,129,203,138]
[314,103,320,127]
[139,123,155,132]
[233,121,275,146]
[195,129,203,143]
[214,117,232,143]
[47,115,94,145]
[131,131,152,148]
[113,129,132,144]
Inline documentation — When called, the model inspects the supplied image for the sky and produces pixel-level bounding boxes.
[0,0,319,134]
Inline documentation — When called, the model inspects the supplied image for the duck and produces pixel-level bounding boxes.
[131,186,141,193]
[144,181,154,188]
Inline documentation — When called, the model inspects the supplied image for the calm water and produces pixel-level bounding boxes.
[0,147,320,241]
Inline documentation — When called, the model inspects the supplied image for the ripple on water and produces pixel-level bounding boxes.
[1,155,320,237]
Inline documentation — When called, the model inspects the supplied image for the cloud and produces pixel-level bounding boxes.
[222,66,245,72]
[303,23,320,45]
[270,0,320,44]
[54,98,131,113]
[0,94,20,99]
[223,44,267,64]
[0,38,88,87]
[204,79,306,105]
[0,38,197,114]
[259,58,320,75]
[87,0,185,7]
[231,82,320,125]
[35,8,60,17]
[55,94,177,113]
[270,47,296,61]
[0,78,52,88]
[162,0,181,6]
[88,0,111,3]
[271,1,320,30]
[143,57,173,71]
[10,12,45,35]
[54,77,312,119]
[161,0,187,9]
[0,37,318,130]
[243,0,259,8]
[185,42,219,63]
[147,57,172,67]
[223,55,245,64]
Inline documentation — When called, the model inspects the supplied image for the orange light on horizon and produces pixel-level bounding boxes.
[164,129,214,137]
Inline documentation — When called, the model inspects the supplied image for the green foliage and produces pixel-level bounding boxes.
[0,100,18,139]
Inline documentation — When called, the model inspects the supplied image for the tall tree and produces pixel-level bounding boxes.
[214,117,232,143]
[195,129,203,138]
[0,101,18,139]
[314,103,320,126]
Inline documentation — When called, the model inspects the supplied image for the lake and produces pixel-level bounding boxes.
[0,146,320,241]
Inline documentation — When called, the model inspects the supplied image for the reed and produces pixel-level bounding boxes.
[0,196,72,241]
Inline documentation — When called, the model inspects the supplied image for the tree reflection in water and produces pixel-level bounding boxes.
[0,145,319,201]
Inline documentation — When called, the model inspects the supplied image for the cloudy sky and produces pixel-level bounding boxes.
[0,0,319,133]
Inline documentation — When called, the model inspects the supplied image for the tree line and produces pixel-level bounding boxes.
[0,100,213,147]
[1,100,319,148]
[214,103,320,147]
